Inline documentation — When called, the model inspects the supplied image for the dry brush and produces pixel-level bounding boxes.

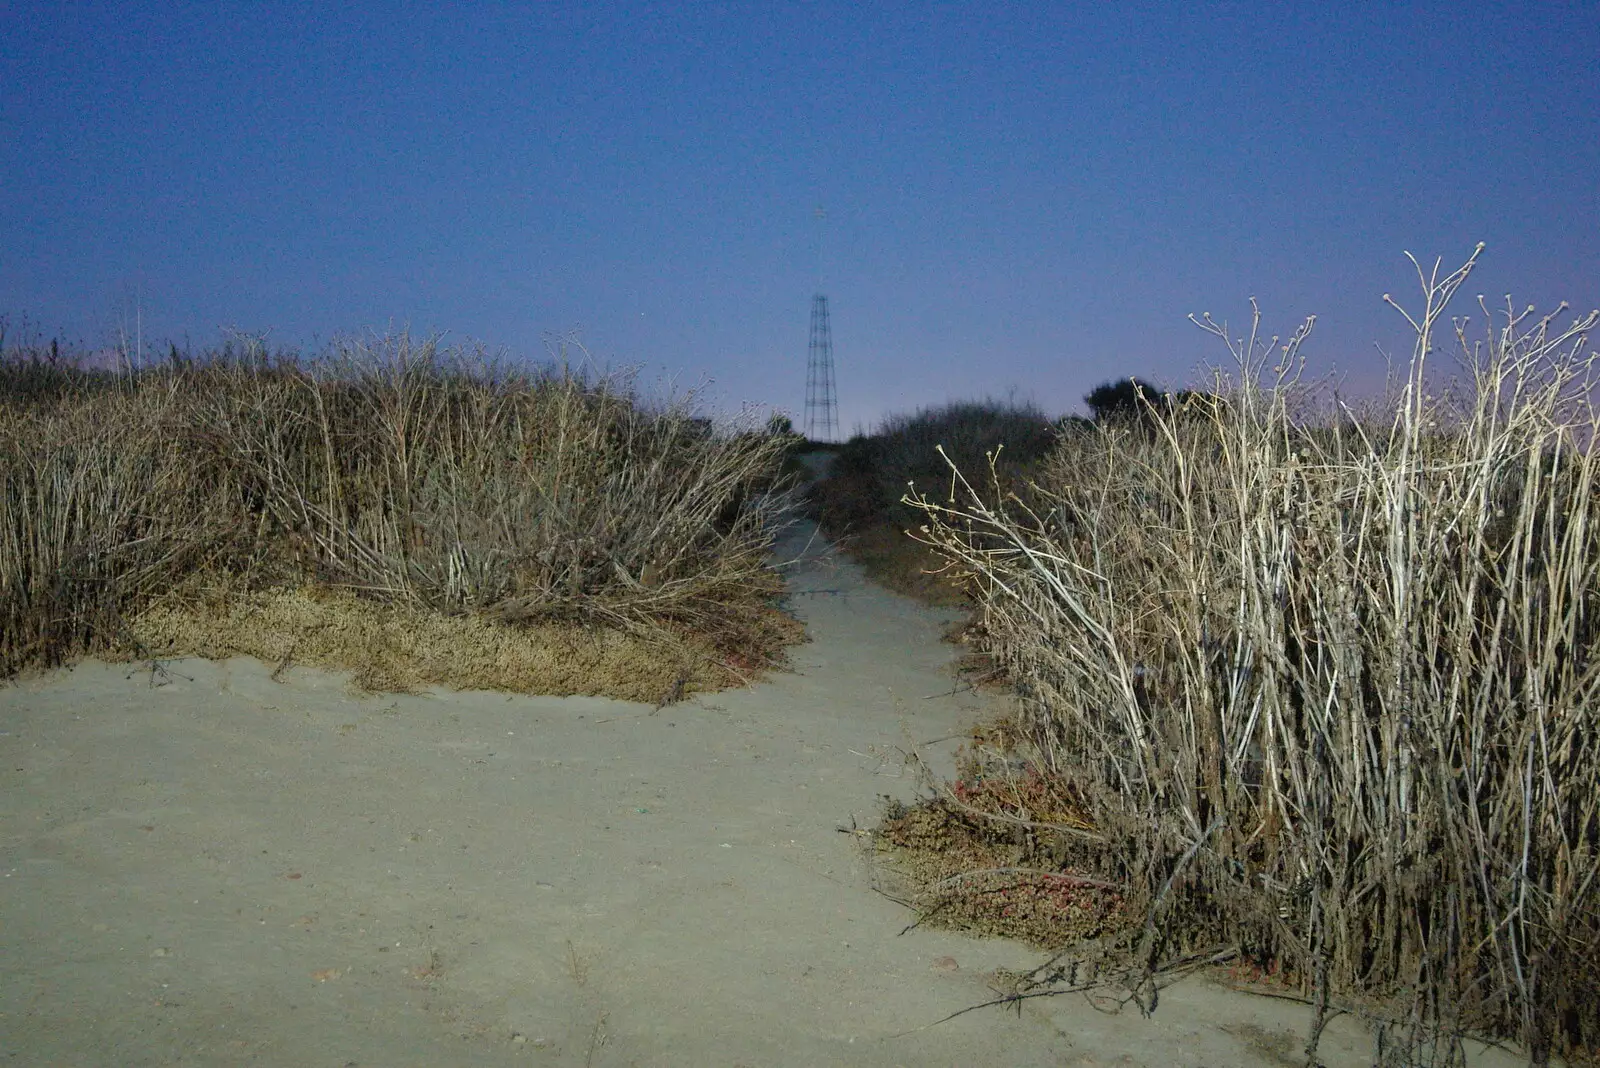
[1,334,799,694]
[909,249,1600,1064]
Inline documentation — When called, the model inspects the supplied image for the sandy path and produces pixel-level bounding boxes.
[1,518,1531,1066]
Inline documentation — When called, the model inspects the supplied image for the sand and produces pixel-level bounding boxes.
[0,517,1537,1066]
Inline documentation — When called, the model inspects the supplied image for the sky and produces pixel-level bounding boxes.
[3,1,1597,435]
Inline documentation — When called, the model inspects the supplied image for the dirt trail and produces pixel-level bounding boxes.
[0,515,1531,1066]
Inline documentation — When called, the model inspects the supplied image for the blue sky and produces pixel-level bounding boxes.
[4,1,1597,433]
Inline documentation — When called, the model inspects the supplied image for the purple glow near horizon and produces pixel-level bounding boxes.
[3,2,1597,434]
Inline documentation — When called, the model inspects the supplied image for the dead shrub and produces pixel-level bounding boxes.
[909,248,1600,1064]
[1,334,801,695]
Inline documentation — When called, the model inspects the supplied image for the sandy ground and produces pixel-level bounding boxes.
[1,515,1536,1066]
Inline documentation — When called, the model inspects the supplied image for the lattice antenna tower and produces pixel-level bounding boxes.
[804,205,838,441]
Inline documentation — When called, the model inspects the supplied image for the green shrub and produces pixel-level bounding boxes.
[812,398,1057,536]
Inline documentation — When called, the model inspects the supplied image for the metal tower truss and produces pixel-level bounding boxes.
[804,293,837,441]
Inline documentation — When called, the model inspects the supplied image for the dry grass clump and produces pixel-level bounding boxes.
[908,248,1600,1064]
[130,583,749,700]
[0,334,801,697]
